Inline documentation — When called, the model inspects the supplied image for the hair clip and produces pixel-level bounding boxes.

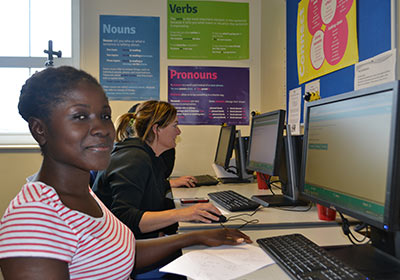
[129,118,134,126]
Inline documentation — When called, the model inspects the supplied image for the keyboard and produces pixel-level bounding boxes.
[257,233,367,280]
[208,190,260,211]
[193,174,219,187]
[219,177,251,184]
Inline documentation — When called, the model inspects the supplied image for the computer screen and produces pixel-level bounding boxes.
[300,81,400,232]
[214,125,236,169]
[246,110,285,176]
[246,110,307,206]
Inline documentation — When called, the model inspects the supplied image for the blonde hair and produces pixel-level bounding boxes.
[114,100,177,143]
[114,112,135,142]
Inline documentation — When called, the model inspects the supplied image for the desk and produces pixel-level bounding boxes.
[180,226,359,280]
[172,182,350,230]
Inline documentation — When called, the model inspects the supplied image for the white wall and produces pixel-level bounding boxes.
[0,0,286,216]
[80,0,268,176]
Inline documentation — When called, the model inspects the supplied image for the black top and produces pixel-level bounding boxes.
[159,148,176,179]
[92,137,178,240]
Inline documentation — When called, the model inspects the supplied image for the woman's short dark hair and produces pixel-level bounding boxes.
[18,66,102,123]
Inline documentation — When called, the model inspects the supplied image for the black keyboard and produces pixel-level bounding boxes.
[193,175,219,187]
[208,190,260,211]
[257,234,367,280]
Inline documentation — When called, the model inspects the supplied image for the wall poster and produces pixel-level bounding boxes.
[168,66,249,125]
[167,0,249,60]
[297,0,358,84]
[99,15,160,100]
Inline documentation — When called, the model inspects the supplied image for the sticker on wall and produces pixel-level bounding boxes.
[167,1,249,60]
[99,15,160,100]
[297,0,359,84]
[168,66,249,125]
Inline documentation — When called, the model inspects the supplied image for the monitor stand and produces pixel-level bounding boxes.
[251,194,309,207]
[324,244,400,279]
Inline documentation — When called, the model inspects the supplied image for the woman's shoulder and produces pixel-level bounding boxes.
[14,182,61,206]
[113,138,153,161]
[1,182,64,218]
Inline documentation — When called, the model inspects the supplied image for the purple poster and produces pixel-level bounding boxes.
[168,66,249,125]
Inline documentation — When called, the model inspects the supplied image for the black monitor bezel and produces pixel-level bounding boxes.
[299,81,400,232]
[214,125,236,169]
[246,109,286,176]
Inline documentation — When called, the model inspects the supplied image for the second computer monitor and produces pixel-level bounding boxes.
[214,125,236,169]
[246,110,285,176]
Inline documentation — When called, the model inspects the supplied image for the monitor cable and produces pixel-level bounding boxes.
[259,173,283,195]
[225,166,238,175]
[338,211,370,245]
[219,206,262,229]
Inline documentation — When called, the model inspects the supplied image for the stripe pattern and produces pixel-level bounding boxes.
[0,182,135,280]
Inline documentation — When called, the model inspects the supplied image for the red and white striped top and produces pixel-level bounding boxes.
[0,182,135,280]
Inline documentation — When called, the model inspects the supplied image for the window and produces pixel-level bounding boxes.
[0,0,79,146]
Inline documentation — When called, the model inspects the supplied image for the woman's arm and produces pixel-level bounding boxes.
[0,257,69,280]
[169,176,197,188]
[134,228,252,269]
[139,202,222,233]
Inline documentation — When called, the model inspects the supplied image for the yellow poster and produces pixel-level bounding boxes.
[297,0,358,84]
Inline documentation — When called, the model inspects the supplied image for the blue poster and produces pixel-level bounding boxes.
[168,66,249,125]
[99,15,160,100]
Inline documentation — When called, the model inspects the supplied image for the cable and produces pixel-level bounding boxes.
[219,206,263,229]
[269,180,283,190]
[259,173,275,195]
[225,166,238,175]
[338,211,370,245]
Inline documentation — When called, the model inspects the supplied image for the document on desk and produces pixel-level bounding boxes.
[160,244,274,280]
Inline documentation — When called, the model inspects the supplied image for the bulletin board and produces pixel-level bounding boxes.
[286,0,392,122]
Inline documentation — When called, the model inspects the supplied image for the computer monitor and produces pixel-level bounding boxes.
[214,125,252,183]
[246,110,285,176]
[300,81,400,275]
[246,110,307,207]
[214,125,236,169]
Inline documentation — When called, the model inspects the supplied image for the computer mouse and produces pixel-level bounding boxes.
[206,211,227,223]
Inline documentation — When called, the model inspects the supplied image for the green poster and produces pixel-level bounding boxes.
[167,1,249,60]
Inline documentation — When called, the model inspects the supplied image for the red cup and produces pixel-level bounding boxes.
[256,172,269,189]
[317,204,336,221]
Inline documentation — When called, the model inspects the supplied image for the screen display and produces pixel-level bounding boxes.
[303,89,393,224]
[214,125,235,168]
[247,111,284,175]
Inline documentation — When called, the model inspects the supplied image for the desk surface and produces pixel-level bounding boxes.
[181,226,359,280]
[172,182,348,230]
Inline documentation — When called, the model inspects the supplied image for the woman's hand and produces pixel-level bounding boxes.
[169,176,197,188]
[177,203,222,223]
[193,228,253,247]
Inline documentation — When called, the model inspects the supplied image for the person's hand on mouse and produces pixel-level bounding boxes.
[177,203,222,223]
[169,176,197,188]
[189,228,252,246]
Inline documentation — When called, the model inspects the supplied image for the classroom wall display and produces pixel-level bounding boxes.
[168,66,249,125]
[287,0,392,122]
[99,15,160,100]
[167,0,249,60]
[297,0,359,84]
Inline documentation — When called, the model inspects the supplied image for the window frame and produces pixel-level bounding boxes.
[0,0,80,148]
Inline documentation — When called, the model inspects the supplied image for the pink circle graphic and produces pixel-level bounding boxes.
[333,0,353,22]
[310,30,325,69]
[324,18,348,65]
[307,0,323,35]
[321,0,337,25]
